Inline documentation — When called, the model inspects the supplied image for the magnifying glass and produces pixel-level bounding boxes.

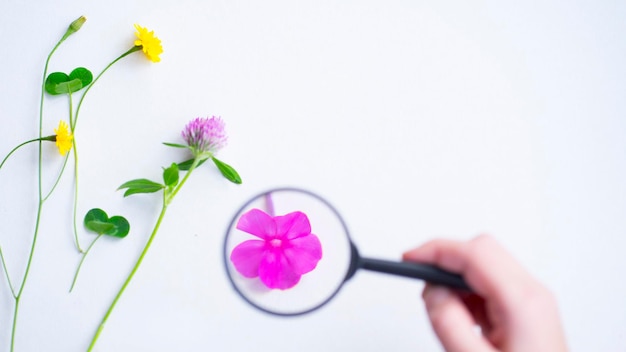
[223,188,471,316]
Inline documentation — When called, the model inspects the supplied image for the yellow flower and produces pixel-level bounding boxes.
[54,120,73,155]
[134,24,163,63]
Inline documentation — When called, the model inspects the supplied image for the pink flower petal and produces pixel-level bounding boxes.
[283,234,323,275]
[236,208,276,239]
[230,240,266,278]
[274,211,311,240]
[258,250,301,290]
[231,209,323,290]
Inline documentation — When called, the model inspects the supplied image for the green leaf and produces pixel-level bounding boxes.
[118,178,164,197]
[84,209,116,235]
[107,216,130,238]
[212,157,242,184]
[45,72,69,95]
[84,208,108,226]
[83,208,130,237]
[86,220,115,234]
[44,67,93,95]
[177,158,207,171]
[69,67,93,87]
[45,72,80,95]
[163,163,179,187]
[163,142,188,149]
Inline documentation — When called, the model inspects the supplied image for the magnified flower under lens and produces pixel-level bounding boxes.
[230,209,322,290]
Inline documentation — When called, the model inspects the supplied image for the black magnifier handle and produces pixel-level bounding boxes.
[360,257,472,291]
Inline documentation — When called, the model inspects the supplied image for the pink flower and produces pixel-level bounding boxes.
[230,209,323,290]
[181,116,227,156]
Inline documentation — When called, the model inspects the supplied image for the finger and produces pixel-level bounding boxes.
[422,285,497,352]
[459,293,493,335]
[404,235,537,307]
[403,238,468,273]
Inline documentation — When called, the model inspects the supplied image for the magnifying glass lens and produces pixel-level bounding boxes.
[224,189,352,316]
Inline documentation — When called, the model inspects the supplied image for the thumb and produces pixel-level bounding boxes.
[422,285,496,352]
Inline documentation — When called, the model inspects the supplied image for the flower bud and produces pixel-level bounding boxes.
[61,16,87,41]
[69,16,87,33]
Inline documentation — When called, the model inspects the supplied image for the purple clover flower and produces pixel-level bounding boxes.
[182,116,227,156]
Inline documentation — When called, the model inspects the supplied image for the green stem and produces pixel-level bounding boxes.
[42,153,71,202]
[9,185,45,352]
[72,138,83,253]
[1,136,57,296]
[87,158,199,351]
[12,168,45,352]
[66,92,86,253]
[0,138,42,171]
[11,297,21,352]
[87,203,168,352]
[40,84,72,202]
[68,46,140,253]
[68,92,74,128]
[42,88,74,202]
[73,46,141,130]
[0,245,17,298]
[10,34,65,352]
[70,234,103,292]
[165,158,200,205]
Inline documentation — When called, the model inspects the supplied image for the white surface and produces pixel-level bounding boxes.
[1,1,625,351]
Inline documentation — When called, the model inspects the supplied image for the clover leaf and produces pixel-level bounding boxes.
[84,208,130,238]
[45,67,93,95]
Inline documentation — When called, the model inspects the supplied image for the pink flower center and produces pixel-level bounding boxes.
[269,238,282,248]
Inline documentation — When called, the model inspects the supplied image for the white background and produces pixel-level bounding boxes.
[1,1,625,351]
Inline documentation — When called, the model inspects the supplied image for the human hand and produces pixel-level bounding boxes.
[403,235,567,352]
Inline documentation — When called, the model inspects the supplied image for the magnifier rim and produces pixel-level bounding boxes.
[222,187,353,317]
